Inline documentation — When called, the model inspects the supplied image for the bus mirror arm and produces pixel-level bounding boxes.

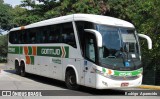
[84,29,102,47]
[138,34,152,49]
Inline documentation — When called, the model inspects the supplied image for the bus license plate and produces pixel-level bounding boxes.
[121,83,129,87]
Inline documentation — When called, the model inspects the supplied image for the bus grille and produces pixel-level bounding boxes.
[110,75,139,80]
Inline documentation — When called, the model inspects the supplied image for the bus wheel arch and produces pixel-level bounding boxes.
[20,60,26,77]
[65,66,79,90]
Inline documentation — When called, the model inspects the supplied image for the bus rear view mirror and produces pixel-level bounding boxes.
[84,29,102,47]
[138,34,152,49]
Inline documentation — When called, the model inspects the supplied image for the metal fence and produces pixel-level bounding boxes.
[143,69,160,85]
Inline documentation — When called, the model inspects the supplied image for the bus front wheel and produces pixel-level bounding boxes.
[65,69,79,90]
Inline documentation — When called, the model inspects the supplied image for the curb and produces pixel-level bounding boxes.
[0,63,6,66]
[138,85,160,90]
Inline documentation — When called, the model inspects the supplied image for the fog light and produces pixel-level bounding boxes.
[137,73,142,78]
[102,81,108,86]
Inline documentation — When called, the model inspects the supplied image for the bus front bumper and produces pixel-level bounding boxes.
[95,74,142,89]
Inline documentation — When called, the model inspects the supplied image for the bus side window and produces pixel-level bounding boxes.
[9,31,16,44]
[48,25,61,43]
[42,31,48,43]
[48,31,54,43]
[38,27,50,43]
[37,28,42,43]
[13,31,20,44]
[62,23,77,48]
[20,30,28,44]
[28,29,37,44]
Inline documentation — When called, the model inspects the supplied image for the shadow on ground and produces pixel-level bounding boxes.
[3,69,126,96]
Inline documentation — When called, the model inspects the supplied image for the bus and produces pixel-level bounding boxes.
[7,14,152,89]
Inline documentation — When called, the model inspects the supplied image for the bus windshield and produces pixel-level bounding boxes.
[97,25,141,71]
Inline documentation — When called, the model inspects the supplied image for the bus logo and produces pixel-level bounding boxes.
[41,49,61,55]
[38,46,69,58]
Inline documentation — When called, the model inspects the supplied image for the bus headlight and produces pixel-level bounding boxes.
[95,68,112,78]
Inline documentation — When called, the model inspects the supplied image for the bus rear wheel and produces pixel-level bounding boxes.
[65,69,79,90]
[20,62,26,77]
[15,61,20,75]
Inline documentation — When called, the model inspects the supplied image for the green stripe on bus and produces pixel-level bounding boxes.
[64,46,69,58]
[8,46,69,58]
[20,47,23,54]
[8,46,19,54]
[30,56,34,65]
[28,46,32,55]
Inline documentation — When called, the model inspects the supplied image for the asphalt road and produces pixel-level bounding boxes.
[0,64,159,99]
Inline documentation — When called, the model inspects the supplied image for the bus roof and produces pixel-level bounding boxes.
[10,14,134,31]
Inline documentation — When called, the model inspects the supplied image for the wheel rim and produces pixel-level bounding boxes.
[69,75,76,85]
[21,68,23,73]
[20,65,25,76]
[15,63,18,72]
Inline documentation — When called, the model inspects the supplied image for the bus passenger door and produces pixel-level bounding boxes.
[83,33,97,88]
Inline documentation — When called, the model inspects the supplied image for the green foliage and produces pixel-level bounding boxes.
[105,0,160,70]
[12,6,42,26]
[20,0,110,19]
[131,0,160,70]
[0,35,7,63]
[0,35,8,56]
[0,0,4,4]
[0,2,13,30]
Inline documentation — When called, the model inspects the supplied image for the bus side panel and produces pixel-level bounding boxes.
[62,46,83,84]
[7,45,20,70]
[7,54,18,70]
[22,45,64,81]
[48,57,63,80]
[83,61,96,88]
[36,56,50,77]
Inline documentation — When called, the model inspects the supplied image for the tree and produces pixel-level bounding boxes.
[129,0,160,70]
[0,0,3,4]
[11,6,42,26]
[19,0,110,19]
[0,35,7,58]
[0,1,13,30]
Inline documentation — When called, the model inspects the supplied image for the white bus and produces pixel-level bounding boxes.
[7,14,152,89]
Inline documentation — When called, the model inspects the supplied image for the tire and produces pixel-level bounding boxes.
[65,69,79,90]
[15,61,20,75]
[20,62,26,77]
